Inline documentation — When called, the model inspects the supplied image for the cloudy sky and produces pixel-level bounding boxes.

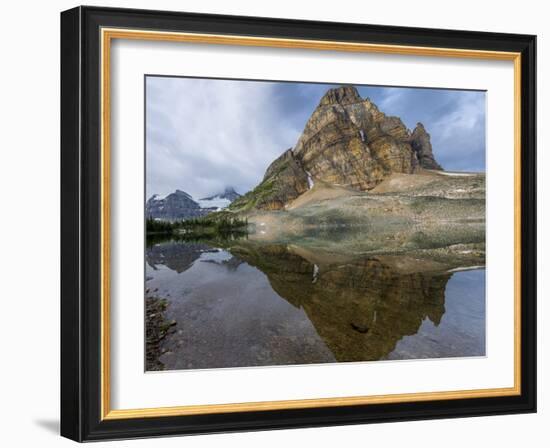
[146,76,486,200]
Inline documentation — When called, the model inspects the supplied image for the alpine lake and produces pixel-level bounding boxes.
[145,226,485,371]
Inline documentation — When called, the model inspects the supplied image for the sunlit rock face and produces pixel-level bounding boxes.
[294,86,417,190]
[232,86,444,211]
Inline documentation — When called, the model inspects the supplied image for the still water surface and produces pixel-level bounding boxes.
[145,239,485,370]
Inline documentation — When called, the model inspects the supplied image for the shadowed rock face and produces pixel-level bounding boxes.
[410,122,443,170]
[229,149,309,211]
[231,86,444,211]
[228,243,450,362]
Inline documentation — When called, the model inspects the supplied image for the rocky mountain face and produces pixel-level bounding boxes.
[230,149,310,211]
[146,190,209,221]
[230,86,443,212]
[147,187,241,221]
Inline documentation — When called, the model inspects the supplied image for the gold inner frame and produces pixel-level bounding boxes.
[100,28,522,420]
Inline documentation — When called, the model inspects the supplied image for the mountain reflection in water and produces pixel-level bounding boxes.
[145,238,485,371]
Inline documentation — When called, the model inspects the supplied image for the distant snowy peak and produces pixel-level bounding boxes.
[150,189,194,203]
[197,197,232,210]
[146,189,204,221]
[200,187,241,202]
[146,187,241,220]
[176,189,193,198]
[199,187,241,210]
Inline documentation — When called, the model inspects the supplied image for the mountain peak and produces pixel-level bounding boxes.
[146,189,203,221]
[319,86,362,106]
[230,86,445,212]
[174,189,192,197]
[410,123,442,170]
[223,186,238,195]
[199,186,241,202]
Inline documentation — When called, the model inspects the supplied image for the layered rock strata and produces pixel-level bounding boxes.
[230,86,443,212]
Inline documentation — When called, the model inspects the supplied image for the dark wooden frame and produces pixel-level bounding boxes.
[61,5,536,442]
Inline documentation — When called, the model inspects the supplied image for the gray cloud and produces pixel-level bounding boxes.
[146,77,485,199]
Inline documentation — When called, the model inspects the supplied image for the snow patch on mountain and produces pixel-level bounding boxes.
[197,196,232,210]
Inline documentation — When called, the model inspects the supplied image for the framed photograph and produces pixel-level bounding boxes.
[60,6,536,441]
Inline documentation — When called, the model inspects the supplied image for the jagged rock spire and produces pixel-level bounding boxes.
[410,122,443,170]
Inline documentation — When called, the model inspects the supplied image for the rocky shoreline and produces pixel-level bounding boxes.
[145,296,176,371]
